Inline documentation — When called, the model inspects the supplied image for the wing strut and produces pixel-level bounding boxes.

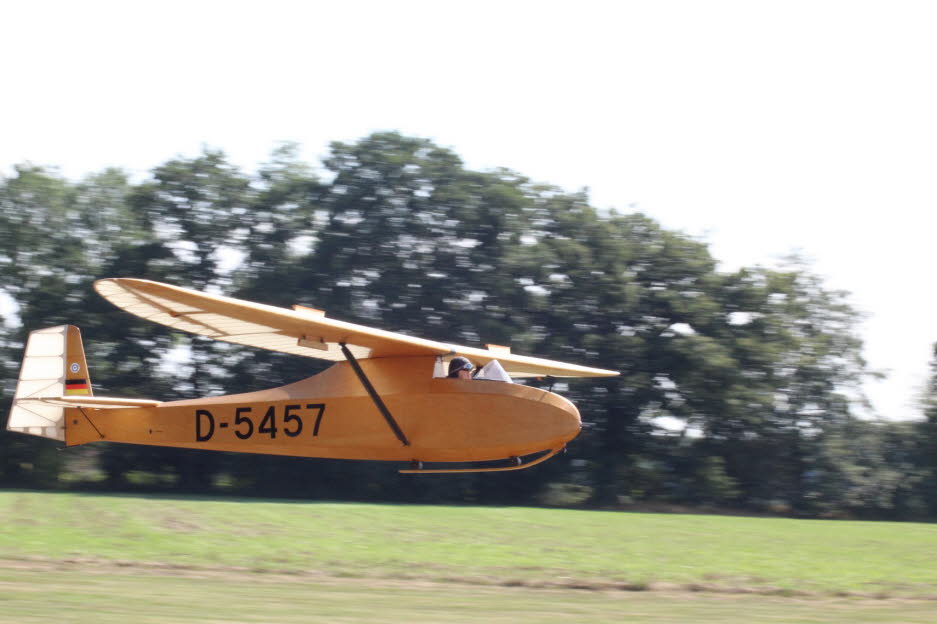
[339,342,410,447]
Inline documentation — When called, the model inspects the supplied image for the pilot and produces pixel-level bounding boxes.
[447,356,475,379]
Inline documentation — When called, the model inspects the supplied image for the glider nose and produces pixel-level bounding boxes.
[565,401,582,439]
[551,393,582,443]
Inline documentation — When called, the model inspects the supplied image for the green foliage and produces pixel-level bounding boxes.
[919,343,937,514]
[0,133,926,518]
[805,419,928,518]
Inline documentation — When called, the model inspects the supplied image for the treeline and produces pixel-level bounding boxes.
[2,132,936,519]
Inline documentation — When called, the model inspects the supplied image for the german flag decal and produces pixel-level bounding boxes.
[65,379,90,395]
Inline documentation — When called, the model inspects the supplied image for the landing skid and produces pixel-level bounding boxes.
[399,446,563,474]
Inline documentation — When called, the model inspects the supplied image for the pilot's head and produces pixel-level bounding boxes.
[447,356,474,379]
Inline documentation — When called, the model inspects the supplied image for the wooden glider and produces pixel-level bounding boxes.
[7,279,617,473]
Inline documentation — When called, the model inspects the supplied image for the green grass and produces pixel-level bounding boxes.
[1,490,936,599]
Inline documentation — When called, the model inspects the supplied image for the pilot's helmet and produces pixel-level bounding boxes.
[447,356,474,378]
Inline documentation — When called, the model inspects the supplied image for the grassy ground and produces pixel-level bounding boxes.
[3,491,937,596]
[1,490,937,622]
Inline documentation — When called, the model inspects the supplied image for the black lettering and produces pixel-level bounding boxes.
[259,405,278,438]
[235,406,253,439]
[308,403,326,437]
[284,404,302,437]
[196,409,214,442]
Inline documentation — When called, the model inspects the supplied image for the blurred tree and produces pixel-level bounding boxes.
[296,132,531,342]
[0,166,140,485]
[504,199,873,511]
[202,144,328,495]
[0,135,895,517]
[112,151,261,490]
[507,205,729,505]
[701,262,872,511]
[224,133,539,501]
[805,419,927,518]
[921,343,937,514]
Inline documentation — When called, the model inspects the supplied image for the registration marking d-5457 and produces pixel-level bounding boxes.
[195,404,326,442]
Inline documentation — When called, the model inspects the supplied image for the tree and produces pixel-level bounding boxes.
[920,343,937,514]
[0,135,883,516]
[0,165,140,486]
[804,418,927,518]
[698,261,872,510]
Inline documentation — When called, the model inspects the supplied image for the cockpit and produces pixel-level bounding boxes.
[433,357,513,383]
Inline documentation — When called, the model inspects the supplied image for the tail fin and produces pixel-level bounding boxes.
[6,325,92,441]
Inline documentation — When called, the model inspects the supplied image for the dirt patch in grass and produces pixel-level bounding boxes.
[157,515,204,532]
[1,556,933,601]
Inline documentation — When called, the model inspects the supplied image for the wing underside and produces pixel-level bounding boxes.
[95,278,618,378]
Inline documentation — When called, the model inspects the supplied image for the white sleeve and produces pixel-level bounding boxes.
[475,359,513,383]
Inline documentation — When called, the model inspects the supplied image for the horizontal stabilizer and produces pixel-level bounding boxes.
[16,396,161,409]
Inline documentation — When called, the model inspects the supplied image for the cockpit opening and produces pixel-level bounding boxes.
[433,356,513,383]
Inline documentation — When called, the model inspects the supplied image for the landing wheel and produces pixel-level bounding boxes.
[510,456,522,466]
[410,459,423,470]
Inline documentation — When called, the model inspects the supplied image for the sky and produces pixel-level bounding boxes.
[3,1,936,420]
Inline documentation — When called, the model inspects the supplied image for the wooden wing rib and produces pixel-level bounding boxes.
[94,278,449,361]
[94,278,618,378]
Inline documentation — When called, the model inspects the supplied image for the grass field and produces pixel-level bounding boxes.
[1,490,936,622]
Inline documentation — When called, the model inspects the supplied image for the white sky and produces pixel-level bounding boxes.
[2,1,936,420]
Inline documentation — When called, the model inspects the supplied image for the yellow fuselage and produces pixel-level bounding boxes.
[65,356,581,464]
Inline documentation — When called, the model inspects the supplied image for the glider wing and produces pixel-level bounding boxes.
[95,278,618,378]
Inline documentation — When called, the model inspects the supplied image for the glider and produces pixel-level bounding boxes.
[7,279,617,473]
